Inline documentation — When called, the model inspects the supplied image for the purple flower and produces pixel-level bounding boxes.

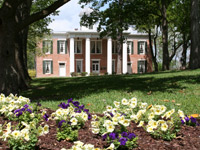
[119,137,128,146]
[72,101,80,107]
[128,133,136,139]
[68,98,73,103]
[79,105,85,110]
[58,120,66,128]
[23,104,29,108]
[74,108,81,113]
[109,112,114,117]
[102,134,107,140]
[121,132,128,137]
[84,109,89,113]
[16,111,23,117]
[58,102,69,109]
[181,119,185,124]
[190,117,197,124]
[14,109,20,114]
[43,113,49,121]
[26,109,32,113]
[88,114,92,120]
[37,102,41,106]
[185,116,190,122]
[109,133,117,140]
[20,108,25,111]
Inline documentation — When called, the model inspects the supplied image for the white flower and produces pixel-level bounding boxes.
[83,144,94,150]
[137,121,144,127]
[106,143,115,150]
[148,113,155,120]
[122,119,130,127]
[139,102,148,110]
[11,130,21,139]
[121,98,129,105]
[161,122,168,132]
[113,101,120,108]
[146,126,154,133]
[92,128,100,134]
[118,116,125,124]
[106,124,115,132]
[43,125,49,134]
[21,129,30,141]
[106,106,112,112]
[38,126,44,136]
[130,102,137,109]
[92,115,98,120]
[178,110,185,118]
[74,141,84,147]
[70,118,78,126]
[81,113,88,121]
[30,113,35,118]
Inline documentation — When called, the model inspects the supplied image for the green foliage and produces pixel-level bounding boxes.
[28,69,36,78]
[81,72,88,76]
[8,132,38,150]
[56,122,78,141]
[71,72,78,77]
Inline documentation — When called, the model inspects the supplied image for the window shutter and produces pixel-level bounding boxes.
[42,41,45,53]
[43,61,45,74]
[131,41,134,54]
[51,61,53,74]
[137,41,140,54]
[137,61,140,74]
[65,41,67,54]
[57,41,60,54]
[145,60,147,73]
[51,41,53,54]
[145,42,147,54]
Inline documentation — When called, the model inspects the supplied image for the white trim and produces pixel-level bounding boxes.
[91,59,101,61]
[122,42,127,74]
[138,59,146,61]
[43,59,52,61]
[85,38,90,75]
[138,39,147,41]
[58,61,67,63]
[107,37,112,74]
[58,40,66,54]
[70,38,75,74]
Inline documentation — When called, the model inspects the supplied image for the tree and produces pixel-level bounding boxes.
[0,0,70,95]
[80,0,132,74]
[189,0,200,69]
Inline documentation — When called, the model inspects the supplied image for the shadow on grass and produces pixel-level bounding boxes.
[21,70,200,102]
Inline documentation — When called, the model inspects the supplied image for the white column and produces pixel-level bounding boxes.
[70,38,75,74]
[107,37,112,74]
[123,42,127,74]
[85,38,90,75]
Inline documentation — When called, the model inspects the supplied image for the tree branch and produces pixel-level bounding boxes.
[17,0,70,31]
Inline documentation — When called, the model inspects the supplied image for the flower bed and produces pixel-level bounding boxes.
[0,94,199,150]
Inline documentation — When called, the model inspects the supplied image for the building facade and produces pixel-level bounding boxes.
[36,27,153,77]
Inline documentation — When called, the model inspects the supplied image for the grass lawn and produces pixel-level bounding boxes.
[21,69,200,115]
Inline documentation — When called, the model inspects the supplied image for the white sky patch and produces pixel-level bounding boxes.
[49,0,82,32]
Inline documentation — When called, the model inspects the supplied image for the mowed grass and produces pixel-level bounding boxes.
[21,69,200,115]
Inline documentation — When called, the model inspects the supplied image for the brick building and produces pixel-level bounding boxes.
[36,25,153,77]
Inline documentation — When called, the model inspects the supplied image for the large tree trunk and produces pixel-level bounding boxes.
[116,32,123,74]
[189,0,200,69]
[180,34,187,69]
[161,0,170,70]
[0,18,27,95]
[148,29,158,72]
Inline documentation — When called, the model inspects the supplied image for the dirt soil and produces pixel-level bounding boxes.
[0,109,200,150]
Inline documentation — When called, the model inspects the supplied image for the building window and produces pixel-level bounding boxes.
[91,40,102,54]
[138,41,147,54]
[43,40,53,54]
[89,25,93,30]
[112,41,117,54]
[127,41,134,54]
[43,60,53,74]
[74,40,82,54]
[57,40,67,54]
[76,60,82,73]
[138,60,147,73]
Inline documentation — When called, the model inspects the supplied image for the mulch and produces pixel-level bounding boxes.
[0,108,200,150]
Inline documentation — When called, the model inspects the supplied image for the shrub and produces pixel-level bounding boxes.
[71,72,78,77]
[90,72,99,76]
[28,69,36,78]
[81,72,88,76]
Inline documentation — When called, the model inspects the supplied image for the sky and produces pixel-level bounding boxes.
[48,0,82,32]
